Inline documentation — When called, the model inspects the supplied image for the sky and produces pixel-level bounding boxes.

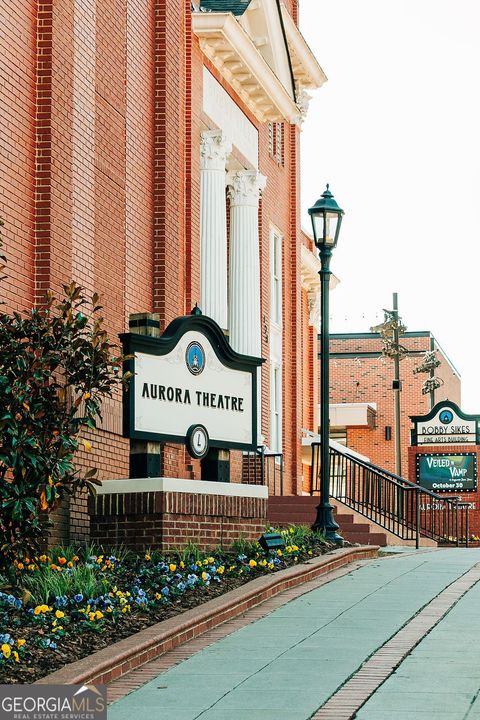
[299,0,480,412]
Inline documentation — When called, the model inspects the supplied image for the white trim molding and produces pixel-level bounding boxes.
[97,477,268,499]
[301,243,339,327]
[192,11,300,123]
[280,4,327,91]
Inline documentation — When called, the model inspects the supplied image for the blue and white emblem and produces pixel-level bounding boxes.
[439,409,453,425]
[186,341,205,375]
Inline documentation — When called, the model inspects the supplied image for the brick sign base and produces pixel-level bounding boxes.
[89,488,267,551]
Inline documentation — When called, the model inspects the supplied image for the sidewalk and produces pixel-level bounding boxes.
[108,548,480,720]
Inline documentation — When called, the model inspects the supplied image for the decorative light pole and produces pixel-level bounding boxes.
[371,294,407,477]
[413,347,443,409]
[308,184,344,543]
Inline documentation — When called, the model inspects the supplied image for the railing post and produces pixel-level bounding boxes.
[415,487,420,550]
[465,504,469,548]
[456,497,459,548]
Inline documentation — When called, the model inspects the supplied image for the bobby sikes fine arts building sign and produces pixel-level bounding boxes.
[409,401,480,534]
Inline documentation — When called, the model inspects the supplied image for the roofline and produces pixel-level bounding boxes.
[325,331,461,377]
[276,0,297,103]
[329,331,433,340]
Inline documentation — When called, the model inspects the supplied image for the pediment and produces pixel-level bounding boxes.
[193,0,326,123]
[239,0,295,101]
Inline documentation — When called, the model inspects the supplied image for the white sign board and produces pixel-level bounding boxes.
[414,404,478,445]
[122,317,260,451]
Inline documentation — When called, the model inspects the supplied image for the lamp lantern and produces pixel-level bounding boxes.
[308,184,344,250]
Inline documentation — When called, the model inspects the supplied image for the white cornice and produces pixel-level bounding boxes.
[192,11,300,123]
[301,243,340,292]
[301,243,321,292]
[280,4,327,90]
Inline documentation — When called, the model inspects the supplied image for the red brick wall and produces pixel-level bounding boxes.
[1,0,309,540]
[330,334,461,474]
[300,231,320,493]
[0,2,36,312]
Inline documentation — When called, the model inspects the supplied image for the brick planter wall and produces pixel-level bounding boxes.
[89,489,267,551]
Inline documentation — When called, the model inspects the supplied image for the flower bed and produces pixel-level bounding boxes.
[0,527,333,684]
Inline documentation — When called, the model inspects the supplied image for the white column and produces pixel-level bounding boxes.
[228,170,266,444]
[227,170,266,357]
[200,130,232,329]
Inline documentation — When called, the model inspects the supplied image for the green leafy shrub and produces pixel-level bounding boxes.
[0,224,131,569]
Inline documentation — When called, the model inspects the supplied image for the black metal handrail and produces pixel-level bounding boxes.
[311,443,470,548]
[243,447,284,495]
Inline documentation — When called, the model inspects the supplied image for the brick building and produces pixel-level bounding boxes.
[1,1,326,547]
[329,332,461,476]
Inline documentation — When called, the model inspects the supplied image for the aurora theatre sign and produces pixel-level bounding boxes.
[121,313,262,457]
[411,401,480,446]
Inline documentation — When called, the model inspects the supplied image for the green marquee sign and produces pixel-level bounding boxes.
[416,452,477,493]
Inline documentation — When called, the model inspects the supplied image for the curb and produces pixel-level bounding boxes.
[35,545,378,686]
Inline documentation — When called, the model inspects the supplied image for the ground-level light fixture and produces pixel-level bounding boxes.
[258,532,285,552]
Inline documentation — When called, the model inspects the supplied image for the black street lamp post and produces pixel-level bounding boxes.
[308,184,344,544]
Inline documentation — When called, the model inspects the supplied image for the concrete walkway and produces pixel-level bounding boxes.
[109,548,480,720]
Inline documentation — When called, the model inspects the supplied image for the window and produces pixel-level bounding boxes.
[271,364,282,453]
[271,229,282,326]
[268,122,284,166]
[269,225,283,453]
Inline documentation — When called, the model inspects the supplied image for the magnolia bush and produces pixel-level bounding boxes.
[0,224,131,569]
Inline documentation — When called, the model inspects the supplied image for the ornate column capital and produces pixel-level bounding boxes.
[307,290,321,328]
[227,170,267,208]
[295,87,312,125]
[200,129,232,171]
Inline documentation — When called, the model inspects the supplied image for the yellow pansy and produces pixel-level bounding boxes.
[1,644,11,659]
